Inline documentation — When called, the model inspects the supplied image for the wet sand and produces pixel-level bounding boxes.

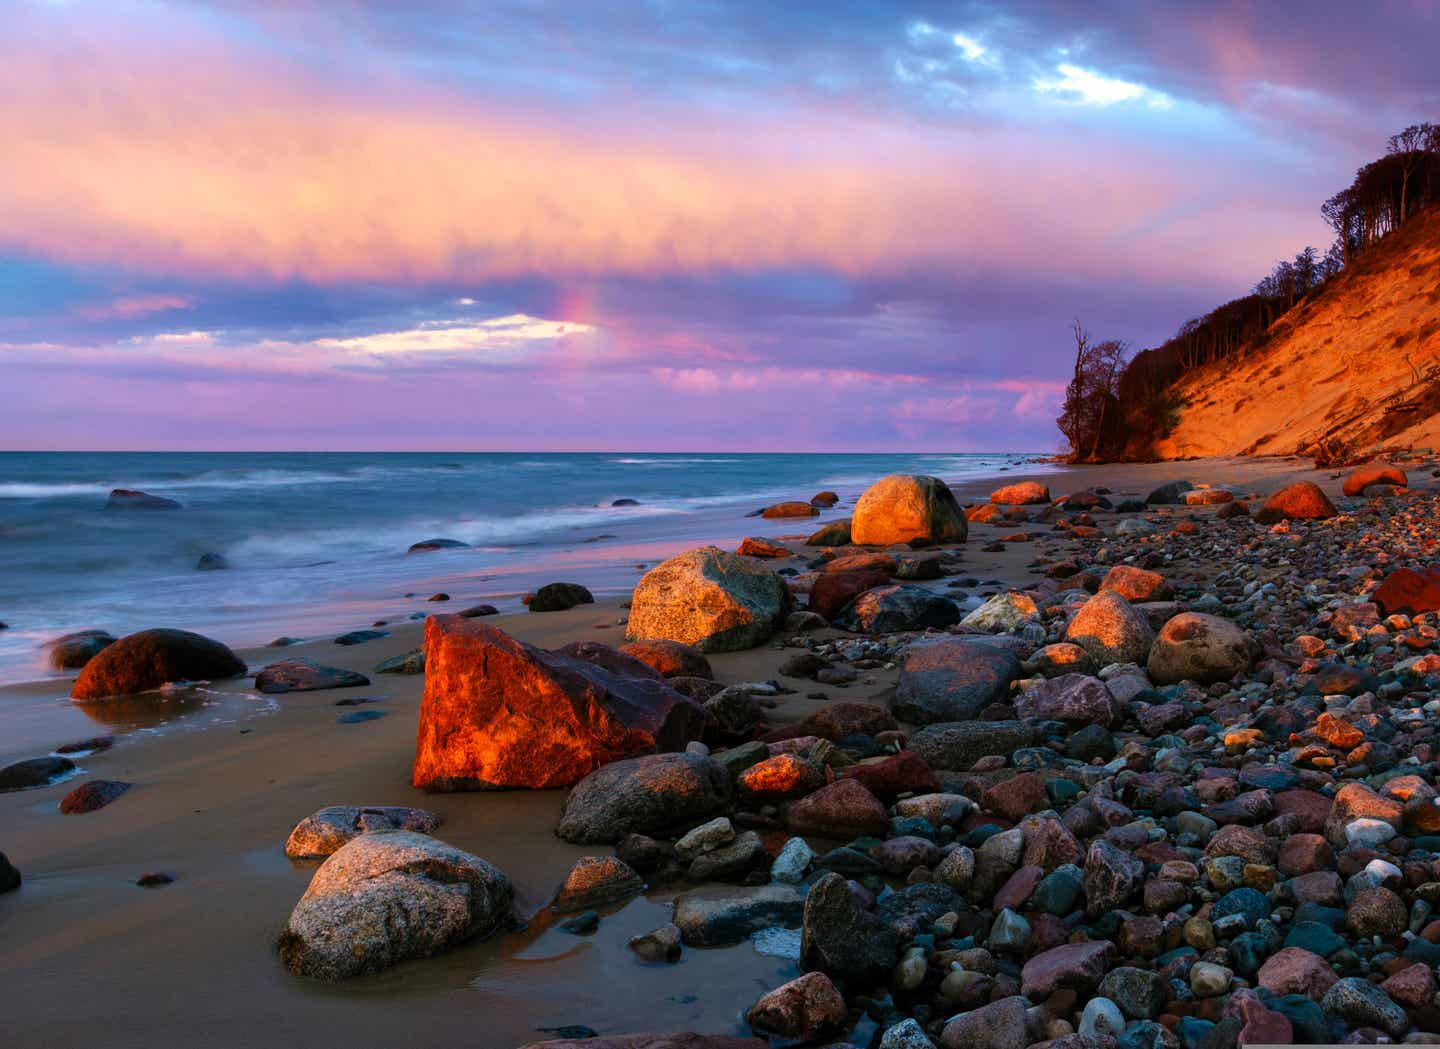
[0,455,1336,1048]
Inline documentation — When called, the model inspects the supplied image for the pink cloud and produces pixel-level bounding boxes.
[76,294,195,322]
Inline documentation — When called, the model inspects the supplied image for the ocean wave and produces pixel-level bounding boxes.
[607,457,745,465]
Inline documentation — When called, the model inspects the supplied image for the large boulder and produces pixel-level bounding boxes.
[851,475,967,547]
[529,583,595,612]
[834,585,961,633]
[0,756,75,792]
[1146,480,1194,505]
[284,806,443,858]
[255,659,370,694]
[1100,566,1173,603]
[276,830,512,980]
[800,872,900,983]
[412,617,708,791]
[1372,567,1440,617]
[626,547,792,652]
[1147,613,1254,685]
[556,752,733,844]
[909,720,1033,772]
[1064,590,1154,667]
[989,481,1050,505]
[893,638,1021,725]
[808,569,891,621]
[1256,481,1336,522]
[1343,462,1407,497]
[70,628,247,700]
[47,630,117,670]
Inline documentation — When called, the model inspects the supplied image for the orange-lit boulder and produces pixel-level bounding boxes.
[851,475,967,546]
[990,481,1050,505]
[737,537,791,559]
[618,639,714,680]
[761,501,819,519]
[626,547,793,652]
[1343,461,1407,497]
[1372,567,1440,617]
[1100,565,1174,603]
[70,628,246,700]
[1256,481,1336,522]
[412,616,708,791]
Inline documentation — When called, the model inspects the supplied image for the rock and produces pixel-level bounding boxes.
[255,659,370,693]
[459,604,499,618]
[771,837,815,884]
[408,538,470,553]
[552,856,644,912]
[747,971,848,1042]
[761,501,820,519]
[1021,939,1115,998]
[284,806,443,858]
[736,537,791,559]
[47,630,117,670]
[1015,673,1117,726]
[0,852,18,893]
[529,583,595,612]
[1320,977,1409,1038]
[1084,839,1144,914]
[276,830,513,980]
[1372,566,1440,617]
[1380,963,1435,1011]
[557,752,733,844]
[1099,966,1169,1020]
[851,475,967,546]
[619,640,713,680]
[1257,481,1336,523]
[881,1019,936,1049]
[334,630,387,646]
[671,884,807,946]
[628,923,682,962]
[627,547,792,652]
[811,491,839,508]
[1079,997,1125,1039]
[834,585,961,633]
[939,996,1033,1049]
[800,872,900,982]
[375,649,425,675]
[1065,590,1154,666]
[196,552,230,570]
[0,756,75,791]
[135,872,173,887]
[58,779,131,814]
[612,498,640,507]
[1146,613,1253,685]
[1345,885,1407,937]
[1342,462,1406,496]
[1324,782,1402,848]
[787,779,888,838]
[837,751,939,802]
[70,628,246,700]
[893,638,1021,725]
[1189,961,1232,997]
[106,488,180,510]
[413,617,707,791]
[990,481,1050,505]
[1100,566,1174,603]
[555,641,667,681]
[522,1036,764,1049]
[909,720,1033,772]
[1146,480,1194,504]
[1257,946,1337,999]
[738,754,824,800]
[961,592,1039,632]
[808,568,891,621]
[807,519,852,546]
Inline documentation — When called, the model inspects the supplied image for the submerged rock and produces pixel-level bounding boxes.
[407,538,469,553]
[47,629,117,670]
[672,883,807,947]
[552,856,644,913]
[0,756,75,791]
[106,488,181,510]
[70,628,246,700]
[255,659,370,693]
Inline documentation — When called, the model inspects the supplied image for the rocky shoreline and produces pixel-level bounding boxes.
[7,456,1440,1047]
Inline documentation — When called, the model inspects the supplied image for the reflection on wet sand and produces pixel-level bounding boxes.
[73,688,211,731]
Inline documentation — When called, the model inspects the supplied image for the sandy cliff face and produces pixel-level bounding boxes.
[1155,209,1440,460]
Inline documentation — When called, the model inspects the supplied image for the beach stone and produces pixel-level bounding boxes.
[1190,961,1232,997]
[617,640,714,681]
[0,852,18,893]
[736,537,791,559]
[1029,642,1096,677]
[375,649,425,675]
[0,756,75,792]
[787,779,888,838]
[909,720,1032,772]
[628,923,682,963]
[1380,962,1435,1010]
[408,538,469,553]
[459,604,499,618]
[688,831,766,881]
[746,971,848,1043]
[1084,839,1144,914]
[413,616,707,791]
[1021,939,1115,998]
[1320,977,1409,1038]
[1257,481,1336,522]
[834,585,960,633]
[810,491,839,508]
[837,751,939,801]
[1257,946,1337,999]
[1324,782,1402,848]
[880,1019,936,1049]
[800,872,899,982]
[1146,480,1193,504]
[808,568,890,621]
[1372,566,1440,617]
[761,501,819,519]
[256,659,370,693]
[1114,518,1157,536]
[555,641,667,681]
[196,552,231,570]
[334,630,387,646]
[1065,590,1154,666]
[1015,673,1116,726]
[1343,461,1406,496]
[671,884,806,946]
[276,830,513,980]
[70,628,246,700]
[529,582,595,612]
[1146,613,1253,685]
[961,591,1039,632]
[1079,997,1125,1039]
[627,547,792,652]
[851,474,967,546]
[106,488,180,510]
[807,519,852,546]
[557,752,732,844]
[1100,566,1174,603]
[47,629,117,670]
[58,779,131,814]
[939,996,1032,1049]
[284,806,443,858]
[738,754,823,801]
[552,856,644,913]
[893,637,1021,724]
[989,481,1050,505]
[770,838,815,884]
[1346,885,1407,937]
[1099,966,1169,1020]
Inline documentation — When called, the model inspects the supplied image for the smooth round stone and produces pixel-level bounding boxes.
[1212,886,1270,929]
[1079,997,1126,1038]
[1345,817,1398,849]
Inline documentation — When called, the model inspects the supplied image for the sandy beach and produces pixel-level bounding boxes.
[0,454,1368,1047]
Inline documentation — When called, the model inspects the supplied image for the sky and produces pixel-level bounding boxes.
[2,1,1437,452]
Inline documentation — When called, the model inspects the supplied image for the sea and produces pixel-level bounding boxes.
[0,451,1047,683]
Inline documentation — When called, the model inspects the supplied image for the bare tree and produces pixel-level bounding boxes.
[1057,321,1128,461]
[1388,123,1435,223]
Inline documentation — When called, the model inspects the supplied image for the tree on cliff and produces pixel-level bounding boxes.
[1057,321,1128,461]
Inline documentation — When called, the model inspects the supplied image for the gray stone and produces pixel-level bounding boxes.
[556,752,733,844]
[284,806,443,858]
[256,659,370,693]
[909,720,1033,772]
[800,872,899,983]
[671,884,807,946]
[1320,976,1409,1038]
[893,637,1021,725]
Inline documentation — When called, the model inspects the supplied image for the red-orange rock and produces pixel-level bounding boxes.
[1343,461,1407,497]
[1100,565,1174,603]
[70,628,246,700]
[807,569,890,621]
[990,481,1050,505]
[412,616,708,791]
[1256,481,1336,522]
[1314,712,1364,750]
[966,504,1003,523]
[761,501,819,519]
[823,552,897,575]
[786,778,888,838]
[738,754,824,800]
[737,537,792,559]
[618,639,714,680]
[1373,567,1440,617]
